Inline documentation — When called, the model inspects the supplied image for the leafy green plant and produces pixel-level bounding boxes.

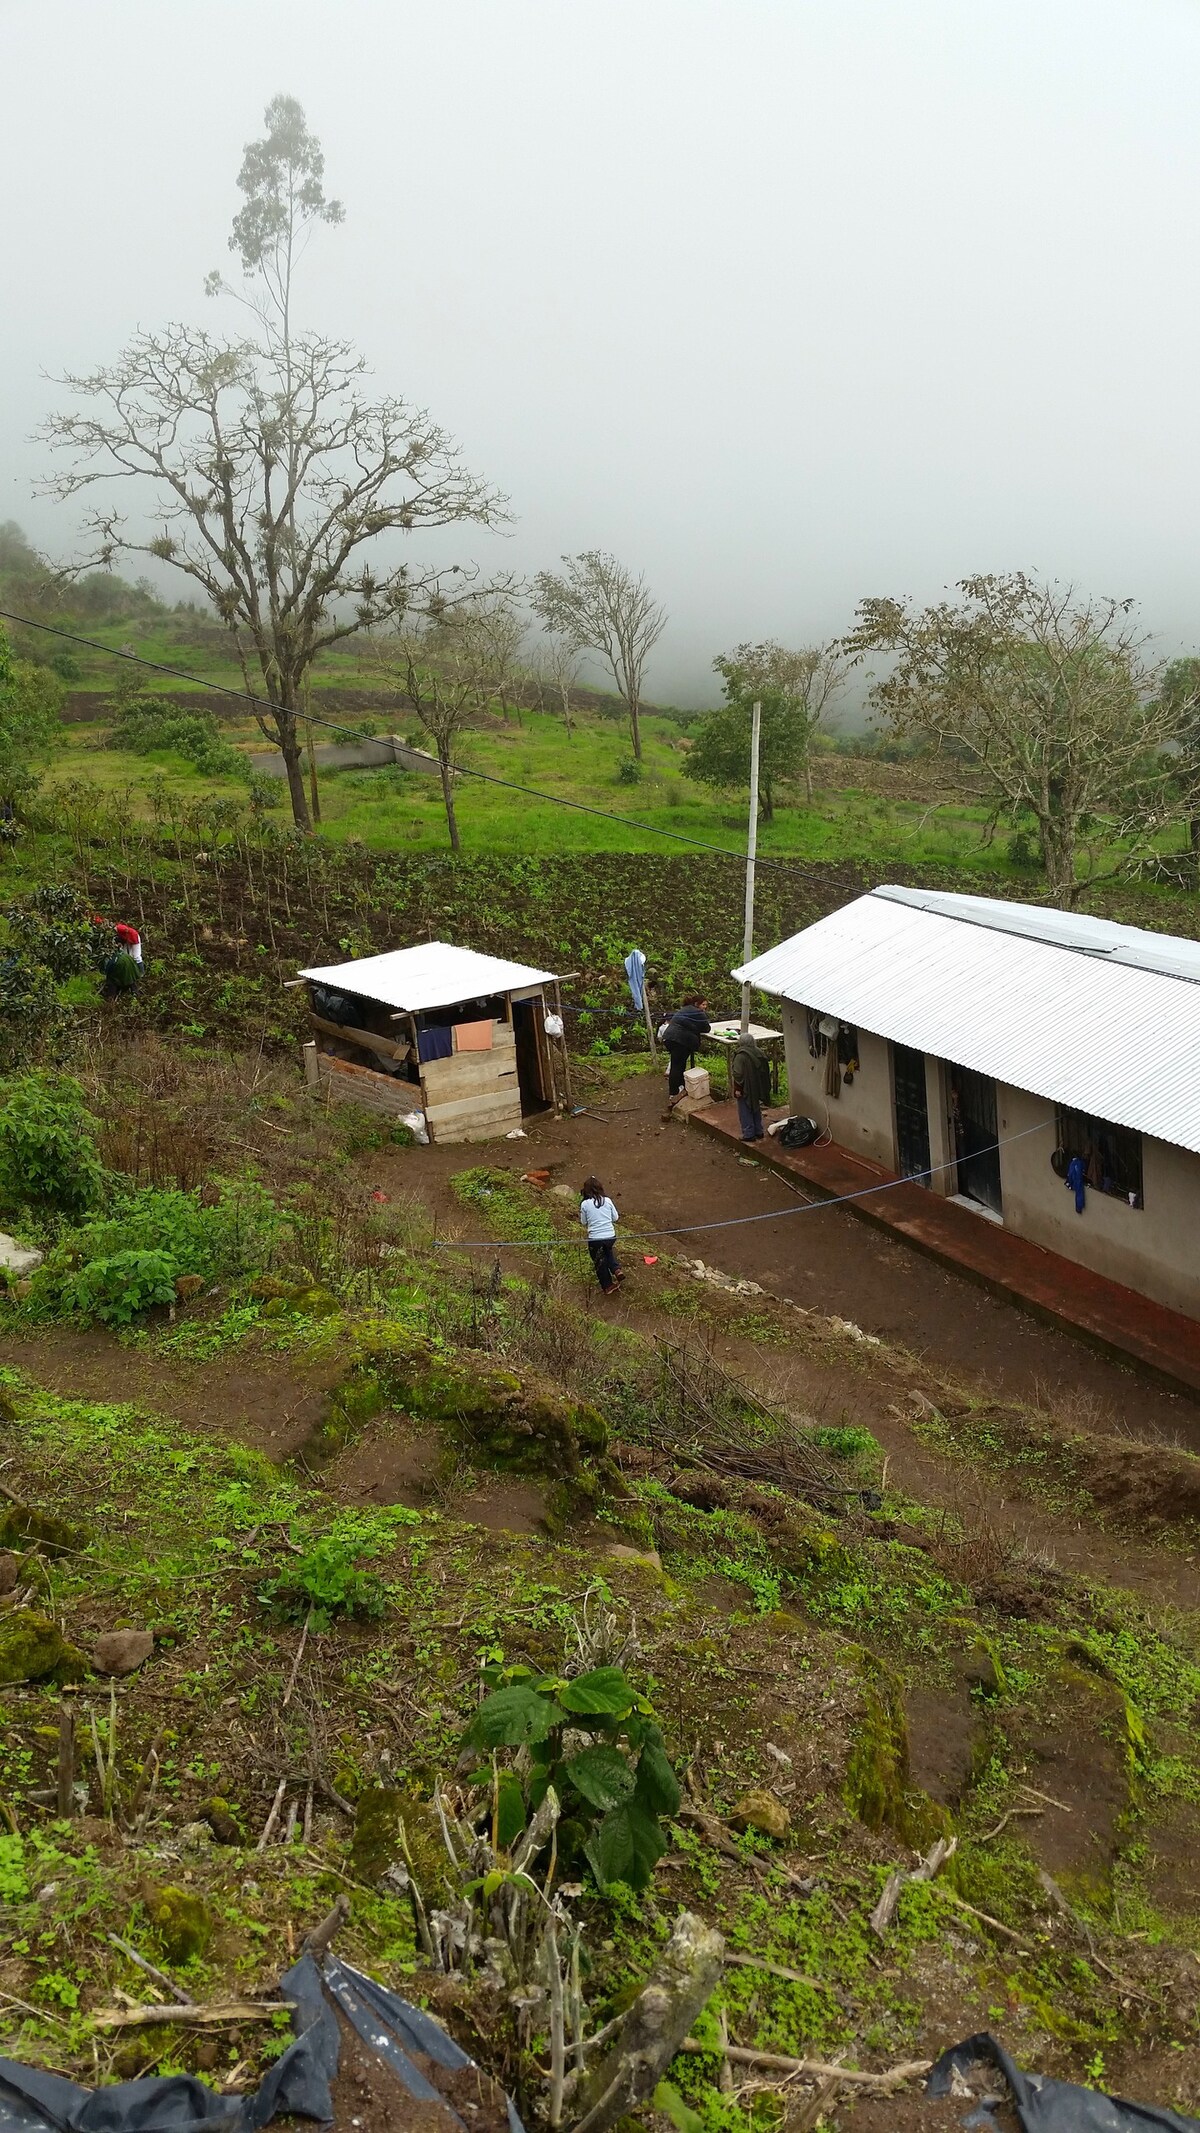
[0,1073,105,1217]
[0,1834,29,1901]
[64,1183,278,1283]
[108,692,243,779]
[463,1660,681,1891]
[264,1534,388,1627]
[58,1249,178,1326]
[810,1424,880,1465]
[262,1509,416,1628]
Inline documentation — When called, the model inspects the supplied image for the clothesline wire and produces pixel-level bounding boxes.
[433,1118,1053,1249]
[0,606,812,872]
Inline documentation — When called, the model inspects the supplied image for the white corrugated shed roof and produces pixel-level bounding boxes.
[735,888,1200,1156]
[298,942,556,1014]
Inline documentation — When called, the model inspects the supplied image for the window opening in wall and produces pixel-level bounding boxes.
[1056,1107,1143,1206]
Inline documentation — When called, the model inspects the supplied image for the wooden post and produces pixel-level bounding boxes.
[304,681,322,826]
[56,1705,75,1819]
[740,700,762,1035]
[553,980,574,1109]
[640,979,658,1060]
[303,1041,319,1092]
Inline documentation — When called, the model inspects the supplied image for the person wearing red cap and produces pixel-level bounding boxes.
[114,923,143,965]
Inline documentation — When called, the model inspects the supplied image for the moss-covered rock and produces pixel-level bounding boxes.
[350,1785,452,1904]
[0,1608,87,1685]
[664,1470,853,1594]
[141,1882,214,1963]
[252,1276,341,1317]
[291,1325,619,1519]
[845,1651,950,1847]
[0,1503,88,1556]
[201,1797,242,1845]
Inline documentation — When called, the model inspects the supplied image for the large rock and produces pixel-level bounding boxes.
[0,1234,42,1278]
[728,1788,791,1840]
[93,1629,154,1677]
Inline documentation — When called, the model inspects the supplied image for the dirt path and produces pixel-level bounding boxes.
[0,1327,345,1455]
[6,1065,1197,1614]
[387,1066,1197,1450]
[365,1077,1200,1612]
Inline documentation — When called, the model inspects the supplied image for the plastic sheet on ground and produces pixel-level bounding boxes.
[0,1953,525,2133]
[928,2032,1200,2133]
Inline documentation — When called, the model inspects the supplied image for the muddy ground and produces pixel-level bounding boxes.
[5,1042,1200,2128]
[393,1067,1197,1448]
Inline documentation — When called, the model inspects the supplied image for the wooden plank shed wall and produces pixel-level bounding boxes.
[420,1022,522,1143]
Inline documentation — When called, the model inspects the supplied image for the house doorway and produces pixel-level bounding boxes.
[950,1064,1002,1216]
[892,1044,931,1183]
[512,997,551,1113]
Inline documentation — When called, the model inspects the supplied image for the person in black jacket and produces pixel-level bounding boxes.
[731,1029,772,1141]
[662,995,711,1104]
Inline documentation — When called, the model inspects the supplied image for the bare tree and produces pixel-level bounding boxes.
[528,631,580,736]
[470,590,527,723]
[384,613,490,851]
[38,98,504,830]
[531,551,665,759]
[847,573,1193,903]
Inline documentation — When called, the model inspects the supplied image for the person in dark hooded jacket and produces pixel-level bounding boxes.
[662,996,711,1103]
[731,1029,771,1141]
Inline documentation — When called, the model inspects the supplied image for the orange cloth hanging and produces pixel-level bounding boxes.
[453,1019,494,1052]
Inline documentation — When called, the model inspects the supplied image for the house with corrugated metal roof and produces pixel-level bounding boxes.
[295,942,569,1144]
[735,886,1200,1321]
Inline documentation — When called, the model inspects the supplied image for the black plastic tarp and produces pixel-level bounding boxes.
[928,2033,1200,2133]
[0,1954,525,2133]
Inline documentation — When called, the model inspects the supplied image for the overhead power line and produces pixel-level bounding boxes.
[0,607,812,871]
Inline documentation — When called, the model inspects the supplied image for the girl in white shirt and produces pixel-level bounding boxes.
[579,1176,623,1296]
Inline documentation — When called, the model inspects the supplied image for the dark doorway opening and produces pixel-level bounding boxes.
[950,1064,1002,1215]
[512,997,551,1113]
[893,1044,931,1184]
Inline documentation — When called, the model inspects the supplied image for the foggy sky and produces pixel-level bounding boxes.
[4,0,1200,707]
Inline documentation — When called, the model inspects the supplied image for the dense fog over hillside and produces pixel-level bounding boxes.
[3,0,1199,705]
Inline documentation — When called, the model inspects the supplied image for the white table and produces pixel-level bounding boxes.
[701,1019,785,1099]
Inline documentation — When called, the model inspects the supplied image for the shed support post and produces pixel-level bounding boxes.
[553,980,574,1110]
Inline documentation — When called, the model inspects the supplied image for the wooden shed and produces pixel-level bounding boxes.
[297,942,568,1144]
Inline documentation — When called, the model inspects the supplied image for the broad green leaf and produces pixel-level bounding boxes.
[559,1666,635,1717]
[494,1770,527,1850]
[565,1743,636,1811]
[466,1684,564,1748]
[635,1740,682,1817]
[654,2083,705,2133]
[584,1800,668,1890]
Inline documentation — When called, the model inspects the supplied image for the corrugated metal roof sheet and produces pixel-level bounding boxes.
[298,942,556,1014]
[735,889,1200,1156]
[875,885,1200,984]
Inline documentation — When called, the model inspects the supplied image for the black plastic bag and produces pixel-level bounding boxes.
[779,1115,818,1149]
[0,1954,524,2133]
[928,2033,1200,2133]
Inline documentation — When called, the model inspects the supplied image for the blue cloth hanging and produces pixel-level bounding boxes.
[624,948,647,1010]
[417,1024,453,1063]
[1065,1154,1087,1214]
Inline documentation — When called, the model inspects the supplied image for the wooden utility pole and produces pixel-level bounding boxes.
[304,680,322,826]
[739,700,762,1034]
